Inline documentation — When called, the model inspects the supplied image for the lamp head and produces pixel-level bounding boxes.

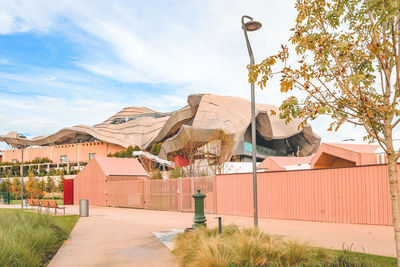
[244,20,262,31]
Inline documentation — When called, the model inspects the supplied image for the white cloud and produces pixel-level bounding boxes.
[0,0,369,145]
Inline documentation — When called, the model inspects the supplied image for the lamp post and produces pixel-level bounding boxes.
[241,15,262,227]
[16,134,26,209]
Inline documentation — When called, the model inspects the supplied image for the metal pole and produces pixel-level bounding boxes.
[20,146,24,209]
[242,15,259,227]
[251,82,258,227]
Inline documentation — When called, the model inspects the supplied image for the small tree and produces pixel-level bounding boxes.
[57,170,65,192]
[46,175,56,193]
[25,170,36,198]
[250,1,400,264]
[1,179,11,192]
[204,129,235,175]
[11,177,21,199]
[0,181,7,192]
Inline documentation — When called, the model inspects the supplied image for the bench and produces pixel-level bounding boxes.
[27,199,35,209]
[48,200,65,215]
[41,200,50,213]
[32,199,42,212]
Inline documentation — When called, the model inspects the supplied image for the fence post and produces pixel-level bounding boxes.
[213,176,217,214]
[178,177,182,211]
[143,179,148,209]
[191,177,195,210]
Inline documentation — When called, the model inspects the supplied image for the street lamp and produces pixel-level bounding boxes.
[241,15,262,227]
[16,134,26,209]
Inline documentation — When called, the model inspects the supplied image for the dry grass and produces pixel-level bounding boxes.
[172,224,391,267]
[172,224,328,267]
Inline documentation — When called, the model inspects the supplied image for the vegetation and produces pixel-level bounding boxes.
[0,161,80,178]
[170,128,235,177]
[150,143,162,156]
[1,172,65,200]
[171,166,185,178]
[107,145,141,158]
[249,0,400,264]
[173,225,395,267]
[0,209,79,266]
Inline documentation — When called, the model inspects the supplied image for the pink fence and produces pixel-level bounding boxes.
[216,164,394,225]
[106,176,215,213]
[81,164,400,225]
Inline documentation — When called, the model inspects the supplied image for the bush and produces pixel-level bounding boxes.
[173,225,388,267]
[150,143,162,156]
[0,209,78,266]
[151,169,163,179]
[171,167,184,178]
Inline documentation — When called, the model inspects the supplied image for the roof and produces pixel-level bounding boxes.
[132,151,172,166]
[95,157,148,176]
[310,143,381,168]
[325,143,380,154]
[0,93,321,159]
[258,156,313,170]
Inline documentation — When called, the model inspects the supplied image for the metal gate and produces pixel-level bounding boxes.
[0,192,11,204]
[105,177,215,213]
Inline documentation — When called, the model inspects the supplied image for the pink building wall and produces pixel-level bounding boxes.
[216,164,394,225]
[1,141,124,163]
[311,143,380,169]
[73,158,107,206]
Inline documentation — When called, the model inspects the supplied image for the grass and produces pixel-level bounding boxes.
[10,199,64,205]
[172,224,396,267]
[328,249,397,267]
[0,209,79,267]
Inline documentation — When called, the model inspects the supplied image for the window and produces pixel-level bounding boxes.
[60,155,68,163]
[89,153,96,160]
[12,159,17,164]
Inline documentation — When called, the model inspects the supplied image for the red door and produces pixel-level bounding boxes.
[64,179,74,205]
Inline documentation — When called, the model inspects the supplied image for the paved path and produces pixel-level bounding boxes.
[2,204,395,265]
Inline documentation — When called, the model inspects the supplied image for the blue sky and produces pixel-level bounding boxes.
[0,0,366,149]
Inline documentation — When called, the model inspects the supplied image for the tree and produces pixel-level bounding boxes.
[46,175,56,193]
[204,129,235,175]
[11,177,21,199]
[0,181,7,192]
[25,170,36,198]
[0,179,11,192]
[150,143,162,156]
[250,0,400,264]
[57,171,65,192]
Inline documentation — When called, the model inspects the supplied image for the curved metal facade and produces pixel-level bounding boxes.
[0,94,321,159]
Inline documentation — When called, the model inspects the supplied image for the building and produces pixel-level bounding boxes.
[73,157,148,206]
[0,140,124,163]
[0,93,321,166]
[310,143,381,168]
[257,142,385,172]
[257,155,313,171]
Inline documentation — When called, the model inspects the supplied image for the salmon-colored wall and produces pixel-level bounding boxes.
[2,142,125,163]
[258,159,284,171]
[73,159,107,206]
[216,164,395,225]
[311,143,381,169]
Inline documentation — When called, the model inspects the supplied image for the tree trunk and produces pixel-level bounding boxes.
[387,154,400,267]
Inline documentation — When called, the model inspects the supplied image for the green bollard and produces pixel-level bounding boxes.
[192,188,207,228]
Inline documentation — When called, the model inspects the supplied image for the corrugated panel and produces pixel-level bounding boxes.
[216,164,398,225]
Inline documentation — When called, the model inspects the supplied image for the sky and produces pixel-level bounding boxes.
[0,0,367,150]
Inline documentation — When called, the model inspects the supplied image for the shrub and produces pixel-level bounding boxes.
[0,209,78,266]
[171,167,184,178]
[150,143,162,156]
[172,225,387,267]
[151,170,163,179]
